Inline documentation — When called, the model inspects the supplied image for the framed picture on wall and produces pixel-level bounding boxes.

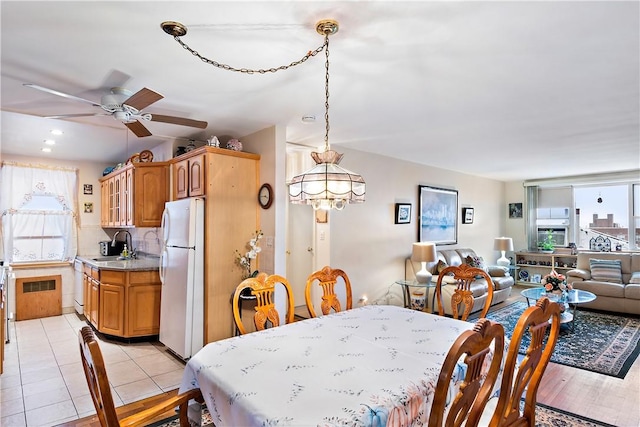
[394,203,412,224]
[462,207,474,224]
[418,185,458,244]
[509,202,523,219]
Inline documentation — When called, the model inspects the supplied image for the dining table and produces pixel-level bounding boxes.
[179,304,505,427]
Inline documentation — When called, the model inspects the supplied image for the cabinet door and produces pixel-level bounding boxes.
[127,284,161,336]
[188,155,206,197]
[83,273,90,318]
[89,279,100,328]
[114,174,122,226]
[174,159,189,199]
[133,166,169,227]
[124,169,133,226]
[100,181,109,226]
[99,283,125,336]
[107,177,115,227]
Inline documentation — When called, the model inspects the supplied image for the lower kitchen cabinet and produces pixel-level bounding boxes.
[82,264,161,338]
[127,271,162,336]
[100,282,125,336]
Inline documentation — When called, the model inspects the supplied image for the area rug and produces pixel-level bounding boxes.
[482,301,640,379]
[154,405,616,427]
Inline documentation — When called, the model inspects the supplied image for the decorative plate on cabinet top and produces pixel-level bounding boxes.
[519,269,529,281]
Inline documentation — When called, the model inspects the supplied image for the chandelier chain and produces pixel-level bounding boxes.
[324,34,330,151]
[172,36,327,75]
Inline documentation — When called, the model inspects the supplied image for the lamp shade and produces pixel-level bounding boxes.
[493,237,514,252]
[412,242,437,263]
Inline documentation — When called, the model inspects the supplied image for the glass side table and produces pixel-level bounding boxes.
[394,280,436,312]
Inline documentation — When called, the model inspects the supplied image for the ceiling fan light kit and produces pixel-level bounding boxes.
[161,18,366,211]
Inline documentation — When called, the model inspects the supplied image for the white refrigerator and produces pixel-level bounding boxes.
[159,197,204,359]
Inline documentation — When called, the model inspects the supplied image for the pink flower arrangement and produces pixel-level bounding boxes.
[541,270,572,293]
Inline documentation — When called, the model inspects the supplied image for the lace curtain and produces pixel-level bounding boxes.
[0,162,79,263]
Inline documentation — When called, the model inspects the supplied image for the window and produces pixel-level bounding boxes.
[575,185,630,250]
[525,175,639,251]
[1,162,78,263]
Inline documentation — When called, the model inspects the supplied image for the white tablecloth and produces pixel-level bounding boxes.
[179,304,502,426]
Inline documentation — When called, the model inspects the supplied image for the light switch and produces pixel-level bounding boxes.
[266,236,274,248]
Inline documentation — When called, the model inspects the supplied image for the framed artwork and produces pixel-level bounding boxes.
[83,184,93,195]
[531,273,542,284]
[509,202,523,219]
[462,207,474,224]
[83,202,93,213]
[394,203,412,224]
[418,185,458,244]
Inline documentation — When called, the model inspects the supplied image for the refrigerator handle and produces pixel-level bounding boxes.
[161,207,170,246]
[159,247,168,285]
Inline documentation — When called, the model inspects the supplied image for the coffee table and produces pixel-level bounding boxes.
[520,287,596,331]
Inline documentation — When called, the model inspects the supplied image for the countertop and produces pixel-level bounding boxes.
[76,255,160,271]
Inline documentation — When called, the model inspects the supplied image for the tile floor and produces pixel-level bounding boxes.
[0,313,187,427]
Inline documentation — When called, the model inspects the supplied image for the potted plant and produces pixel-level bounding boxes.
[538,230,555,253]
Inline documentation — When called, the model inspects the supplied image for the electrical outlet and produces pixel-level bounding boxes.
[358,295,368,306]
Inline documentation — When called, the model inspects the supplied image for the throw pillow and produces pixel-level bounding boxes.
[436,260,449,274]
[589,259,623,284]
[465,255,487,272]
[629,272,640,284]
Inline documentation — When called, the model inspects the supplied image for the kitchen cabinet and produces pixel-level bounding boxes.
[100,162,169,228]
[99,271,126,336]
[173,153,205,199]
[171,146,260,343]
[82,262,161,338]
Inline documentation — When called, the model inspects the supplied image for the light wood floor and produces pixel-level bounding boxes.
[60,286,640,427]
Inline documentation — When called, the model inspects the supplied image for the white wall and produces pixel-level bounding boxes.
[329,147,507,304]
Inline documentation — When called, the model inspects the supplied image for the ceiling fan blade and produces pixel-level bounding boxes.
[150,114,208,129]
[23,84,101,107]
[125,120,152,137]
[123,87,163,111]
[44,113,111,119]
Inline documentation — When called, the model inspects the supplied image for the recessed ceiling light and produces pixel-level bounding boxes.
[50,129,63,135]
[44,139,56,145]
[41,147,52,153]
[301,115,316,124]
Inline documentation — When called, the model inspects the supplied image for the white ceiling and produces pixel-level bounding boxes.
[1,1,638,182]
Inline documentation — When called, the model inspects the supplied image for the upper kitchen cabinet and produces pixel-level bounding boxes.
[100,162,169,228]
[173,152,205,199]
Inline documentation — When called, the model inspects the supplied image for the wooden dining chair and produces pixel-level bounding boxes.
[429,318,505,427]
[435,264,494,320]
[78,326,202,427]
[232,272,295,335]
[486,297,561,427]
[304,265,353,318]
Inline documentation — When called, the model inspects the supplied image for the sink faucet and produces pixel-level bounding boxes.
[112,230,134,258]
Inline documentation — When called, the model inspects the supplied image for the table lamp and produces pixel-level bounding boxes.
[494,237,514,267]
[412,242,437,284]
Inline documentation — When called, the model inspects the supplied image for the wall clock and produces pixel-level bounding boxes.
[258,183,273,209]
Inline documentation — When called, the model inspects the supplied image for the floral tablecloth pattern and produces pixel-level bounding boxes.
[180,304,503,427]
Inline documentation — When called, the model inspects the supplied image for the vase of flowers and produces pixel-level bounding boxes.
[235,230,263,280]
[541,270,572,304]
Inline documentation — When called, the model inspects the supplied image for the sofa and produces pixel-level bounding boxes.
[566,251,640,315]
[405,248,514,315]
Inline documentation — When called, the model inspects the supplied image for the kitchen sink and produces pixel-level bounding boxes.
[90,256,123,261]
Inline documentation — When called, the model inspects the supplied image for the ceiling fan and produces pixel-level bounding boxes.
[23,83,208,137]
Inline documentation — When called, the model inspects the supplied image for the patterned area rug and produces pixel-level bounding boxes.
[483,301,640,378]
[154,405,616,427]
